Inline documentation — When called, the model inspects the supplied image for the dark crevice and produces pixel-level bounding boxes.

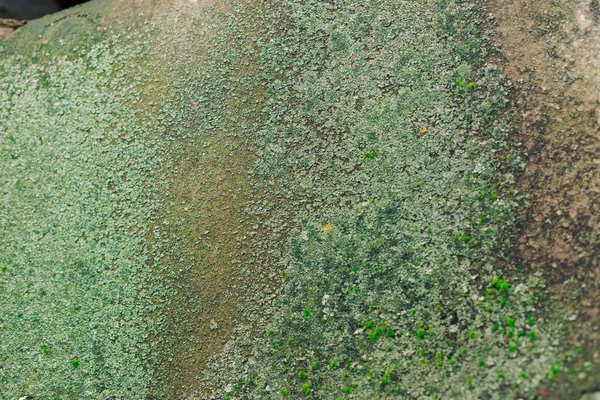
[0,0,91,20]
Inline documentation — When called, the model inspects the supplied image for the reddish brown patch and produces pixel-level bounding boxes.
[0,18,25,38]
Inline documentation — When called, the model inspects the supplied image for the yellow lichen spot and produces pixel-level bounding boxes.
[323,223,333,231]
[420,127,427,135]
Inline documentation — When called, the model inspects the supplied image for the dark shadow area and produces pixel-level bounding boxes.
[0,0,91,20]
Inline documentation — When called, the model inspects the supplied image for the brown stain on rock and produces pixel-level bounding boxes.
[0,18,25,38]
[487,0,600,395]
[156,136,258,396]
[142,1,289,397]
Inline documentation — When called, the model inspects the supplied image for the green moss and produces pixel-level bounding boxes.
[369,327,384,341]
[491,279,511,295]
[210,0,581,397]
[298,371,308,379]
[362,149,379,161]
[301,382,312,394]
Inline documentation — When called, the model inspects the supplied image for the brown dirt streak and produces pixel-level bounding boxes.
[147,1,290,397]
[486,0,600,396]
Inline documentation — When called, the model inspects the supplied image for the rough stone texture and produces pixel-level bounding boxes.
[0,0,597,399]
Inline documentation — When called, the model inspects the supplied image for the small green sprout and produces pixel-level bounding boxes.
[70,359,80,368]
[369,327,383,341]
[491,279,510,295]
[362,149,379,161]
[303,309,312,318]
[298,371,308,379]
[301,382,312,394]
[550,363,562,379]
[417,329,426,340]
[477,360,485,367]
[527,313,535,326]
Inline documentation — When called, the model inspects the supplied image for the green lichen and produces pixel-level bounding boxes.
[0,0,596,398]
[195,0,593,398]
[0,41,163,397]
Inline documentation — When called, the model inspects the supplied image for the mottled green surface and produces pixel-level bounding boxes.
[200,0,596,398]
[0,0,596,399]
[0,43,162,397]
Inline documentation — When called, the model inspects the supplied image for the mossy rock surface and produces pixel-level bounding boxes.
[0,0,597,399]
